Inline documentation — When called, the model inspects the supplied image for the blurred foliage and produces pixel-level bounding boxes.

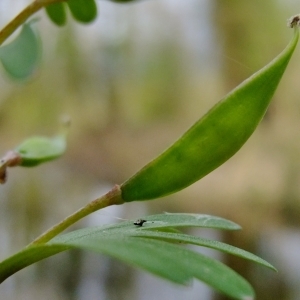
[0,23,40,80]
[45,0,97,25]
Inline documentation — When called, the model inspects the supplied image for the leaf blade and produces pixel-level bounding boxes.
[0,213,271,300]
[51,213,275,271]
[51,213,241,245]
[59,236,255,299]
[128,231,276,271]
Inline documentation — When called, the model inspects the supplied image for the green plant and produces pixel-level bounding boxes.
[0,1,299,299]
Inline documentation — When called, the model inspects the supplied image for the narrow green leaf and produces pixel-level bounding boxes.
[0,237,254,299]
[129,231,276,271]
[78,236,192,284]
[15,134,67,167]
[121,28,299,201]
[60,236,255,299]
[67,0,97,24]
[136,213,241,230]
[45,2,67,26]
[0,24,40,79]
[50,213,275,271]
[50,213,240,239]
[1,234,254,299]
[0,213,273,299]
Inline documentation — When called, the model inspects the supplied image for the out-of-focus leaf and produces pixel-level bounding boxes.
[0,24,40,79]
[45,2,67,26]
[15,135,67,167]
[67,0,97,23]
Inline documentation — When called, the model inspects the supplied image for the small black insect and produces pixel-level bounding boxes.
[134,219,147,226]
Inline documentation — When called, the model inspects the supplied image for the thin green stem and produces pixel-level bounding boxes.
[0,0,64,46]
[28,185,124,246]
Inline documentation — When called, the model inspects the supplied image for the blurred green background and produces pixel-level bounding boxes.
[1,0,300,299]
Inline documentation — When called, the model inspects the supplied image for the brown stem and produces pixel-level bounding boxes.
[0,0,64,46]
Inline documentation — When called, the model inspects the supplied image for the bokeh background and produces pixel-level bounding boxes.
[1,0,300,299]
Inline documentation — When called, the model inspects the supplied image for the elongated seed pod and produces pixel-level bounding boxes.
[121,27,299,202]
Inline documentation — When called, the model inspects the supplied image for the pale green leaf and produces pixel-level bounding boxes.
[0,24,40,79]
[15,135,67,167]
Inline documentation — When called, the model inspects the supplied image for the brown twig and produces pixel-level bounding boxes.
[0,0,64,46]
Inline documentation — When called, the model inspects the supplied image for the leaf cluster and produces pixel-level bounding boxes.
[0,213,275,299]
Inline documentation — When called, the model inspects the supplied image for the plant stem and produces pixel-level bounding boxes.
[0,0,63,46]
[28,185,124,246]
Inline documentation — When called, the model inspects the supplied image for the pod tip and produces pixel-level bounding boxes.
[287,14,300,28]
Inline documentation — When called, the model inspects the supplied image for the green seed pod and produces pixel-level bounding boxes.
[121,27,299,202]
